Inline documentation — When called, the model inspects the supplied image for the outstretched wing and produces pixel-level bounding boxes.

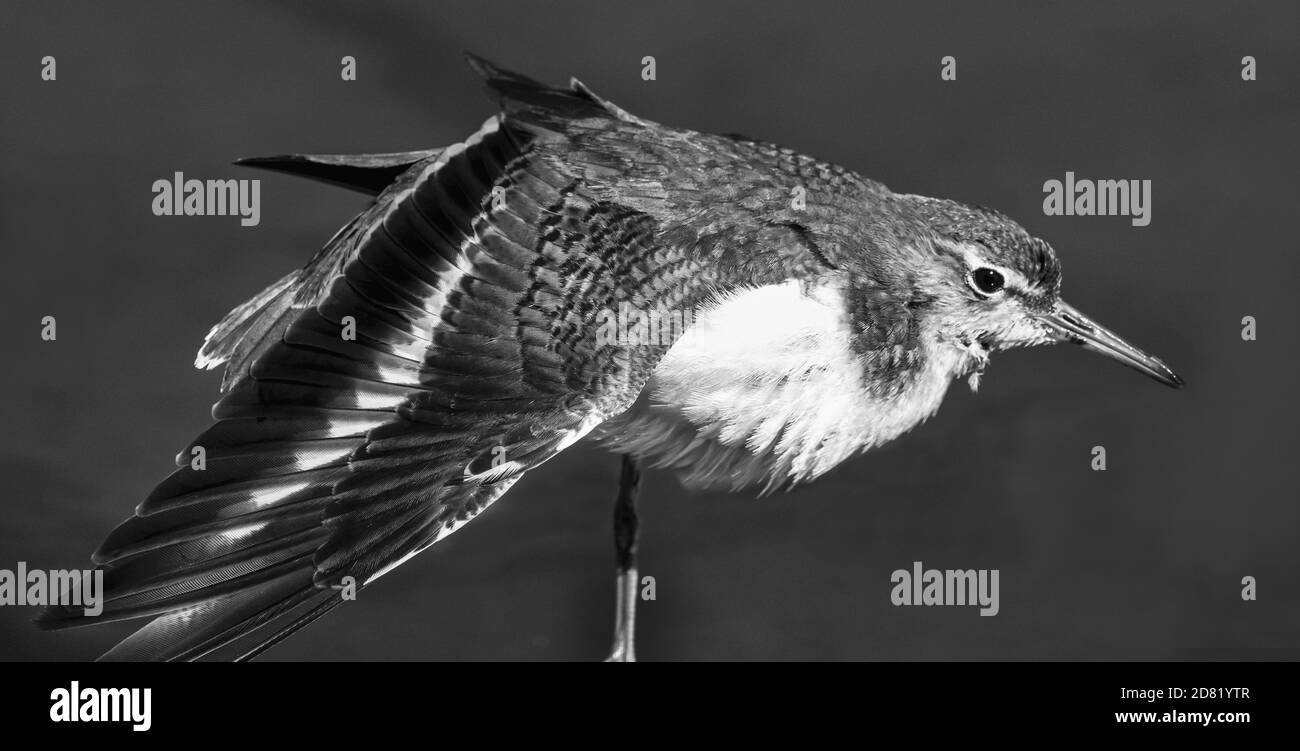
[39,56,832,660]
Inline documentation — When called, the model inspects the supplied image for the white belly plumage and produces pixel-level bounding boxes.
[596,279,970,493]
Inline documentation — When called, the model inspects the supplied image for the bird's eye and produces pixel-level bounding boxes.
[970,267,1005,295]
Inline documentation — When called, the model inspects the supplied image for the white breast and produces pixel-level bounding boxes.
[597,279,966,493]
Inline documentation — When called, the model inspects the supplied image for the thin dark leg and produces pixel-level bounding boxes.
[605,454,640,662]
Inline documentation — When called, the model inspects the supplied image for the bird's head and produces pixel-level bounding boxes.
[843,195,1183,392]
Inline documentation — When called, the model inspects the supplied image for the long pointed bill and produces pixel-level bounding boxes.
[1038,301,1185,388]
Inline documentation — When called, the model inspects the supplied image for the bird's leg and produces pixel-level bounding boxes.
[605,454,641,662]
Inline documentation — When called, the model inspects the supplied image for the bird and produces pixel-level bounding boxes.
[38,54,1183,661]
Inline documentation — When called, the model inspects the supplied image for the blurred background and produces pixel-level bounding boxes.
[0,0,1295,660]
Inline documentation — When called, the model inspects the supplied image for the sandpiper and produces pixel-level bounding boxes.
[40,55,1182,661]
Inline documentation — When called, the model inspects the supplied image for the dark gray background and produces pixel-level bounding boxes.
[1,0,1296,660]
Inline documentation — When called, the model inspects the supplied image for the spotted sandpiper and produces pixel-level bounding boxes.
[40,55,1182,661]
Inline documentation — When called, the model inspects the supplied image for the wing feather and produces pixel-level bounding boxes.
[42,55,828,659]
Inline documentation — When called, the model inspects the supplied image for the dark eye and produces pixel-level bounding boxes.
[970,268,1005,295]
